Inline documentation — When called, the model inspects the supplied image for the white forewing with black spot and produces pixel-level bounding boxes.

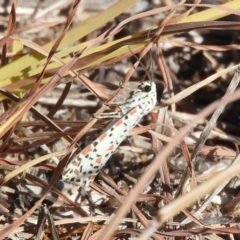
[62,81,158,187]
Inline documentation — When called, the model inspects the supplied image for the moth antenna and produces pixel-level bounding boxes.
[128,45,152,82]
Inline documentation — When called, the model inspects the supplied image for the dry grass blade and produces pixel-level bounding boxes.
[35,204,59,239]
[35,205,47,240]
[0,151,64,185]
[0,56,79,138]
[0,89,75,145]
[1,1,16,66]
[157,153,240,223]
[164,64,239,105]
[80,222,94,240]
[191,67,240,160]
[28,0,80,94]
